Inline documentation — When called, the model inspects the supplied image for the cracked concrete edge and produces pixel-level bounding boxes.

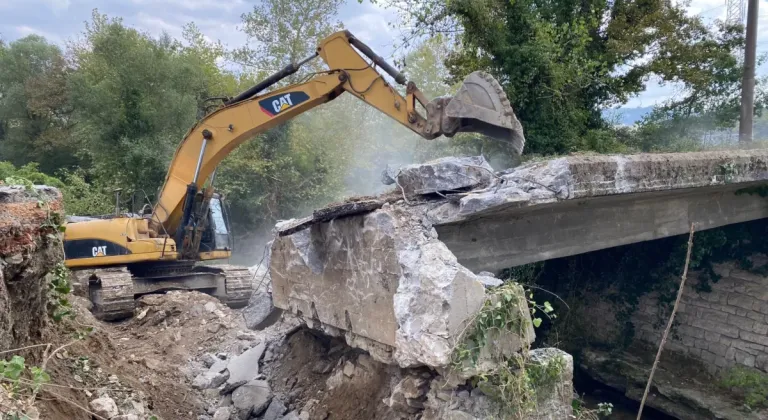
[432,149,768,223]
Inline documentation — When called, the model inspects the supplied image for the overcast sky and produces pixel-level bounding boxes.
[1,0,767,108]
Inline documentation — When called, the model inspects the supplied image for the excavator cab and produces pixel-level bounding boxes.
[197,194,233,259]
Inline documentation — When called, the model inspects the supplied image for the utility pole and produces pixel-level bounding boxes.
[739,0,759,142]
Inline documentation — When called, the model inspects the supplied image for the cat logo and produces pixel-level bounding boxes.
[258,91,310,117]
[92,246,108,257]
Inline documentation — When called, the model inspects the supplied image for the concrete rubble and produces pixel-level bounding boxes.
[381,155,495,196]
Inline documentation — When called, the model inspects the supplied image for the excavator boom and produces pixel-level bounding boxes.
[151,30,524,239]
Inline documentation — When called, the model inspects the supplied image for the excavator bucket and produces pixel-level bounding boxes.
[443,71,525,155]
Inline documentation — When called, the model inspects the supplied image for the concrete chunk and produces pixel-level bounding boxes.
[389,156,494,196]
[231,380,271,417]
[225,342,266,386]
[271,202,533,371]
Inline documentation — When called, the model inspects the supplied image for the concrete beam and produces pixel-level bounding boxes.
[431,150,768,272]
[438,183,768,273]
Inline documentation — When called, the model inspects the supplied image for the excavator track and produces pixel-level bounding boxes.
[74,267,136,321]
[206,265,252,308]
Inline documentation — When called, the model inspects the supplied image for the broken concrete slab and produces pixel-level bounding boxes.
[225,342,266,386]
[271,202,533,371]
[387,156,495,196]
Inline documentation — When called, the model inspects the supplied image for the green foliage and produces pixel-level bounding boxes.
[0,355,51,414]
[1,356,25,384]
[451,284,564,418]
[0,161,113,216]
[720,366,768,411]
[372,0,751,156]
[452,283,530,368]
[0,162,64,188]
[57,169,113,216]
[232,0,343,81]
[48,262,73,322]
[0,36,79,174]
[68,11,218,194]
[571,399,613,420]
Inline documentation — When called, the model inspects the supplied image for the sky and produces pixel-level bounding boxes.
[0,0,767,109]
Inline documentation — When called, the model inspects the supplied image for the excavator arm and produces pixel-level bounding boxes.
[151,30,524,252]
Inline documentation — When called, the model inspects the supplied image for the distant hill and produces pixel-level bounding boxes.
[602,106,654,126]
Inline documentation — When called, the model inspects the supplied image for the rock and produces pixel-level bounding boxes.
[244,292,282,331]
[225,342,266,387]
[193,369,230,390]
[201,353,218,368]
[89,396,119,418]
[342,360,355,377]
[23,407,39,420]
[282,411,301,420]
[220,380,247,395]
[271,205,514,370]
[207,323,222,333]
[143,357,163,371]
[216,352,228,360]
[523,348,574,420]
[212,406,231,420]
[390,156,495,196]
[325,369,344,389]
[356,354,376,372]
[476,274,503,288]
[311,360,333,374]
[236,331,259,341]
[112,416,139,420]
[232,380,271,417]
[218,394,232,407]
[380,164,400,185]
[263,398,287,420]
[209,358,228,374]
[204,302,218,313]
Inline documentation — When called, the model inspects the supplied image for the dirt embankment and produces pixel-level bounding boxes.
[1,185,63,353]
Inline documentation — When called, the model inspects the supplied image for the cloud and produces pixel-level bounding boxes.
[135,12,184,38]
[342,1,398,57]
[14,25,63,43]
[130,0,244,12]
[42,0,71,11]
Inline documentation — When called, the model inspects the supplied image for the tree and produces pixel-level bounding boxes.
[0,36,78,174]
[373,0,748,155]
[68,11,223,195]
[231,0,344,81]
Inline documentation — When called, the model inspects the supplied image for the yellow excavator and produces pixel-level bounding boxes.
[63,30,525,320]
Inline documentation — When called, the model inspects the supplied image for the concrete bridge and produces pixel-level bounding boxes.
[269,149,768,371]
[434,150,768,272]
